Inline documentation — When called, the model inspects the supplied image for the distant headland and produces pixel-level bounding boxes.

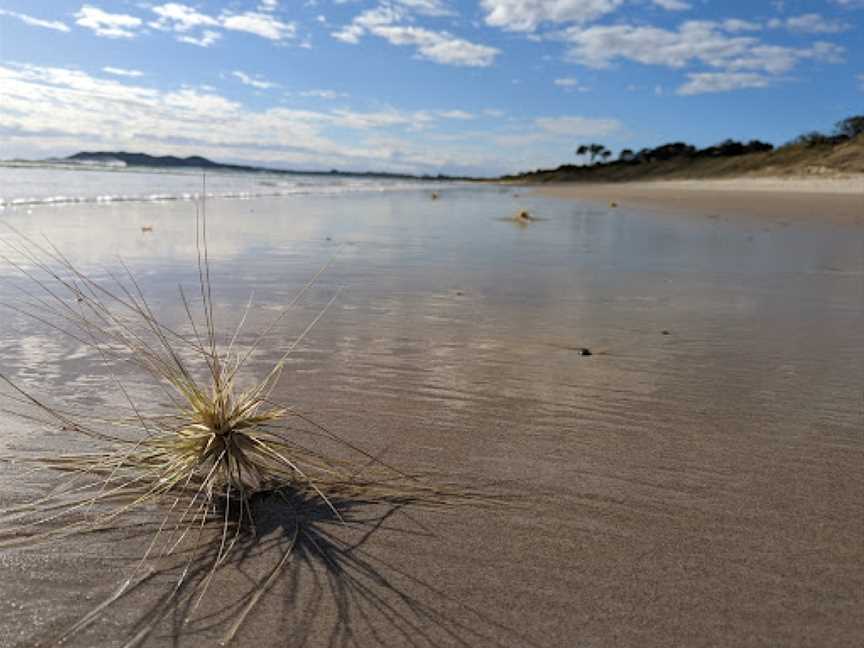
[60,151,475,181]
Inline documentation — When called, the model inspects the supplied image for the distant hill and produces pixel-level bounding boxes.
[67,151,260,172]
[64,151,472,181]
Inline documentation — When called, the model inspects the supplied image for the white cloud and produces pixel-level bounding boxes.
[102,66,144,77]
[221,11,296,40]
[437,110,474,119]
[150,4,219,31]
[332,5,403,43]
[859,74,864,91]
[800,41,845,64]
[652,0,691,10]
[769,13,851,34]
[392,0,454,17]
[0,9,70,32]
[75,5,142,39]
[554,77,589,91]
[177,29,221,47]
[327,108,420,129]
[297,89,349,98]
[232,71,278,89]
[721,19,761,32]
[677,72,771,95]
[0,63,513,175]
[535,115,621,136]
[563,22,751,69]
[481,0,623,32]
[162,88,242,114]
[333,6,498,66]
[149,4,295,44]
[332,24,364,43]
[563,20,844,74]
[372,25,499,66]
[259,0,279,10]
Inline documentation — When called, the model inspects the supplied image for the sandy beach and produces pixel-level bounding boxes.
[1,185,863,647]
[535,176,864,224]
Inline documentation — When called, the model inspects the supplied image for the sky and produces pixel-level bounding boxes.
[0,1,862,176]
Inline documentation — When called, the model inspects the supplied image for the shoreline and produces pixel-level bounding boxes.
[532,176,864,223]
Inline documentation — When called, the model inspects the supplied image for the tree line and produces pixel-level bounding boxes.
[574,115,864,168]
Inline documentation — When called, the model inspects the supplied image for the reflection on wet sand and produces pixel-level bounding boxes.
[1,187,863,647]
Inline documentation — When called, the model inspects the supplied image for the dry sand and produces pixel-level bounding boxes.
[536,176,864,224]
[1,189,863,647]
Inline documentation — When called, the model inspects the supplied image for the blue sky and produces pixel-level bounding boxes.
[0,0,861,175]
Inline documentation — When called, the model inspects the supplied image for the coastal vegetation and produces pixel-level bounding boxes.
[507,115,864,183]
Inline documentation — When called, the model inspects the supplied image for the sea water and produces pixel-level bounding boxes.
[0,161,452,207]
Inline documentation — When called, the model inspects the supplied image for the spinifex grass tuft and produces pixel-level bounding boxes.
[0,198,488,645]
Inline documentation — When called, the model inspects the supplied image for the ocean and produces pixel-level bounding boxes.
[0,161,452,207]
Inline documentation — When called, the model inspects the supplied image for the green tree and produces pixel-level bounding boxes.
[835,115,864,139]
[578,143,613,164]
[576,144,589,163]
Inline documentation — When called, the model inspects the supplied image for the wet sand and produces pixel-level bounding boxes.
[1,186,863,647]
[536,176,864,224]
